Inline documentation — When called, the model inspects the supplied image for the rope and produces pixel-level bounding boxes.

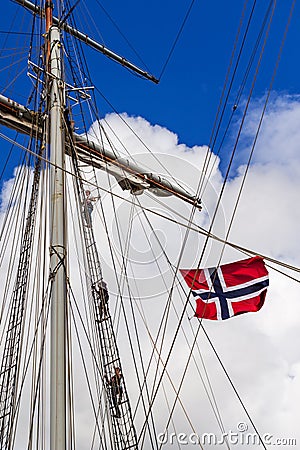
[135,202,230,447]
[2,129,300,279]
[102,175,159,447]
[158,0,196,81]
[200,0,276,197]
[93,0,151,72]
[217,0,297,267]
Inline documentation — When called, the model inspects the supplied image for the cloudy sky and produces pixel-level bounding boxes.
[90,100,300,449]
[0,1,300,449]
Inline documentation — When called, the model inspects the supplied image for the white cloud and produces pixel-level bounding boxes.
[89,97,300,448]
[239,94,300,169]
[1,94,300,448]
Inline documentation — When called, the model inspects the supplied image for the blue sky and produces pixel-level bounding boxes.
[1,0,300,161]
[1,2,300,447]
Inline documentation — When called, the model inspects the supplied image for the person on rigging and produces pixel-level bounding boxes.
[82,189,97,227]
[105,367,123,418]
[93,280,109,320]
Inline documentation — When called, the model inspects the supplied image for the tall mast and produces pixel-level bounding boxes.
[0,1,200,447]
[46,1,67,448]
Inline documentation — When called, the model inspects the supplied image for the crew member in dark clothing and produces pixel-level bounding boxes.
[105,367,123,418]
[93,280,109,320]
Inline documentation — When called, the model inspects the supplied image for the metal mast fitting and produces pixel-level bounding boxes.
[13,0,159,84]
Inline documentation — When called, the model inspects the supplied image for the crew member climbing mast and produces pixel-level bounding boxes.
[82,189,97,227]
[1,0,202,448]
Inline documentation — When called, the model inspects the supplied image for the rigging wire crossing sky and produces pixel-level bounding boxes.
[0,1,300,449]
[0,0,300,177]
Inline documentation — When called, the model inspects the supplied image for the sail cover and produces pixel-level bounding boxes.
[180,256,269,320]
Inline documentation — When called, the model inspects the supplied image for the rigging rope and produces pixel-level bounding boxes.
[217,0,297,268]
[200,0,277,197]
[0,1,298,447]
[93,0,151,73]
[158,0,196,81]
[91,189,210,447]
[134,202,230,447]
[2,129,300,280]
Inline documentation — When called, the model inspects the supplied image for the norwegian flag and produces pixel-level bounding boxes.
[180,256,269,320]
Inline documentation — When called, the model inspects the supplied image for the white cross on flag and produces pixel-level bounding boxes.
[180,256,269,320]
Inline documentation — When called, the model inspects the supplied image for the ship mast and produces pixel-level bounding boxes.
[0,1,200,448]
[46,1,67,448]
